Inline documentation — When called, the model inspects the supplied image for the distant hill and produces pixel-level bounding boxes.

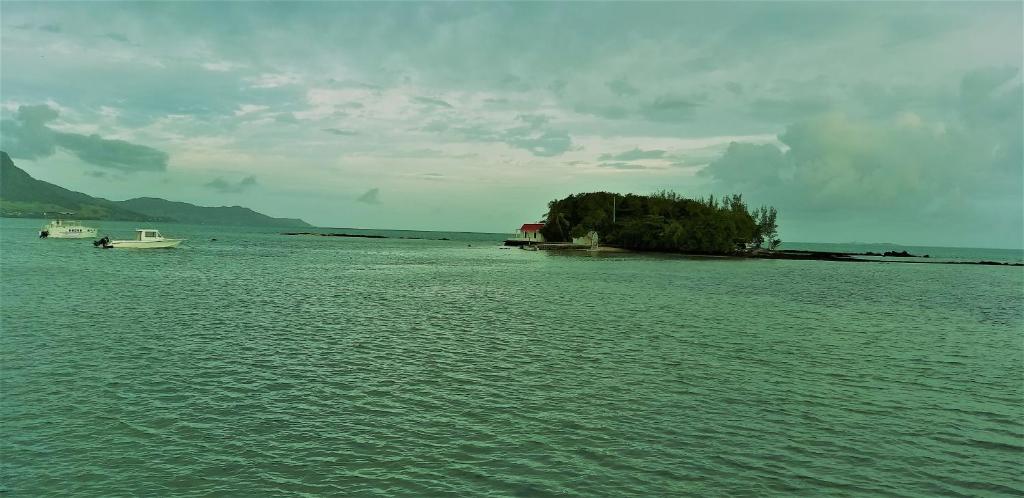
[118,197,311,227]
[0,151,312,227]
[1,151,159,221]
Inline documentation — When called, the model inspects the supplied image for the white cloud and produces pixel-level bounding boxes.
[246,73,301,89]
[234,104,269,117]
[202,61,244,72]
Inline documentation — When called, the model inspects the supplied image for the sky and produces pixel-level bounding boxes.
[1,2,1021,248]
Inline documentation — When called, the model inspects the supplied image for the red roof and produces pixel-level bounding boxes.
[520,223,545,232]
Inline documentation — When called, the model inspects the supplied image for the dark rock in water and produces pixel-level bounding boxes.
[883,250,914,257]
[751,249,862,262]
[439,238,450,241]
[327,233,387,238]
[923,254,929,258]
[210,238,218,241]
[863,251,882,256]
[281,232,387,239]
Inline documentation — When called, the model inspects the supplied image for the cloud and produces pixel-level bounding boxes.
[54,133,169,172]
[504,128,574,157]
[205,175,258,193]
[322,128,357,136]
[378,149,476,159]
[246,73,300,89]
[501,115,574,157]
[356,187,381,204]
[574,95,702,124]
[234,104,269,117]
[1,105,59,159]
[420,114,575,157]
[84,170,108,178]
[412,96,453,108]
[274,112,299,124]
[639,96,701,122]
[748,96,833,122]
[597,162,650,170]
[516,114,550,127]
[606,78,639,97]
[599,147,667,161]
[202,61,245,72]
[326,79,382,91]
[417,120,449,132]
[102,32,130,43]
[574,104,630,121]
[1,104,168,171]
[700,69,1022,245]
[411,172,446,181]
[960,66,1021,127]
[705,67,1021,197]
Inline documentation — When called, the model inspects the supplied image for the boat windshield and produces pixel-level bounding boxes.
[133,230,163,240]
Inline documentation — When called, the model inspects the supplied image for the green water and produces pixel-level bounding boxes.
[2,219,1022,496]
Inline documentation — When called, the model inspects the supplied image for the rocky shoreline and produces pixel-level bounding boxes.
[536,245,1022,266]
[748,249,1021,266]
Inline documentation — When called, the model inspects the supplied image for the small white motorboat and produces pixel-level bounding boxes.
[39,219,98,239]
[100,229,183,249]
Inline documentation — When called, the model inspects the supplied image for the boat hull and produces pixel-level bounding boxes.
[108,239,183,249]
[44,229,98,239]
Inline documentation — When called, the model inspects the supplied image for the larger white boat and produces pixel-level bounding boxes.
[39,219,98,239]
[104,229,183,249]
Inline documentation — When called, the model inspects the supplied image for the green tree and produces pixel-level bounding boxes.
[763,206,780,250]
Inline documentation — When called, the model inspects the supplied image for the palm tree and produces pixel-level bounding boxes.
[544,204,571,242]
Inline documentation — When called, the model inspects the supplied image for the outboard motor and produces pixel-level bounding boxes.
[93,236,111,248]
[39,230,49,238]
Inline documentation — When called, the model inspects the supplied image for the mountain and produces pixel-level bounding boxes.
[118,197,310,227]
[0,152,312,227]
[1,151,159,221]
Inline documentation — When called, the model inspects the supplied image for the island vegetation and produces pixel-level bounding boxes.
[540,191,779,255]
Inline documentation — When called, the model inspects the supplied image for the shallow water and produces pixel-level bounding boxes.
[2,218,1022,496]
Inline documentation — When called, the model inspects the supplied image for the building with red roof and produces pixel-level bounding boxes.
[505,222,546,245]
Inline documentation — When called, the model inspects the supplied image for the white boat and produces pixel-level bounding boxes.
[105,229,183,249]
[39,219,98,239]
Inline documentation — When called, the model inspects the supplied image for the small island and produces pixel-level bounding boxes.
[538,191,779,255]
[513,191,1022,266]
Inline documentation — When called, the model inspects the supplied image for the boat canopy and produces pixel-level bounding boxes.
[134,229,162,240]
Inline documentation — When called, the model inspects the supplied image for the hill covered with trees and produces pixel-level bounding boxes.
[1,151,311,227]
[541,191,779,255]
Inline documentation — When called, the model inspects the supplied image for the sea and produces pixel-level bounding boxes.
[2,218,1022,496]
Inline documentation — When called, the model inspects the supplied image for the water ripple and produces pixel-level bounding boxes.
[2,221,1022,496]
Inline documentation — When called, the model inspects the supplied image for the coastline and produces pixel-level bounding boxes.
[531,244,1024,266]
[280,228,1021,266]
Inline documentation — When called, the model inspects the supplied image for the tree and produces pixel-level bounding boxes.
[758,206,780,250]
[542,201,572,242]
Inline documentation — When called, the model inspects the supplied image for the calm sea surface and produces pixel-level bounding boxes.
[2,218,1022,496]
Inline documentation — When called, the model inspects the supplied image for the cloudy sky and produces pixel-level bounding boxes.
[1,2,1021,247]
